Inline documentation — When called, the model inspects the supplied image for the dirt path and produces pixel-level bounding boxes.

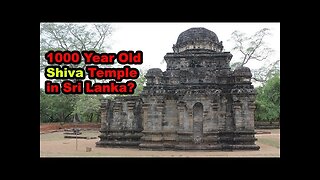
[40,129,280,157]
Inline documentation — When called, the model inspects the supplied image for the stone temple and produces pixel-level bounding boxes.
[96,27,260,150]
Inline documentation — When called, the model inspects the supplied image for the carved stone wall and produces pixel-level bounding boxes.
[96,96,143,147]
[97,27,260,151]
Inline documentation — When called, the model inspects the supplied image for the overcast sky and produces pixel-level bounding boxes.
[40,22,280,88]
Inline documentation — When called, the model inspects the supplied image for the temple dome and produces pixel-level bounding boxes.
[177,27,219,45]
[173,27,223,53]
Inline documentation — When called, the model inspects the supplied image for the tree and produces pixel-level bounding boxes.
[72,94,101,122]
[40,23,113,122]
[40,23,112,72]
[229,28,274,68]
[40,88,78,122]
[251,59,280,84]
[255,73,280,122]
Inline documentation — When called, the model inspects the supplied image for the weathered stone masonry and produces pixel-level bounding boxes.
[96,27,260,150]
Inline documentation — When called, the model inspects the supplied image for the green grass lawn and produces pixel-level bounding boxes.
[257,137,280,148]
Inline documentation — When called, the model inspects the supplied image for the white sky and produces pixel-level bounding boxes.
[40,22,280,88]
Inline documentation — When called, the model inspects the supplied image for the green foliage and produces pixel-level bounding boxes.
[40,23,113,123]
[40,23,112,72]
[133,68,146,95]
[40,89,102,123]
[251,60,280,84]
[255,74,280,122]
[40,89,78,122]
[229,28,278,84]
[72,94,101,122]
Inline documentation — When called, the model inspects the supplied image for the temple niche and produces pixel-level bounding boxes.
[96,27,260,150]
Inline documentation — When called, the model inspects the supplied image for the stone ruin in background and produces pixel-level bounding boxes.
[96,27,260,150]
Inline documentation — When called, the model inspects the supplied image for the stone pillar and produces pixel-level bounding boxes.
[96,96,143,148]
[199,100,220,148]
[246,100,256,130]
[142,103,149,130]
[139,98,165,150]
[218,96,227,131]
[127,101,136,129]
[188,109,193,131]
[177,102,186,131]
[111,102,122,130]
[176,102,193,150]
[211,102,219,131]
[100,98,108,131]
[155,103,164,131]
[203,102,212,132]
[232,95,256,131]
[96,98,109,147]
[233,102,243,130]
[229,88,259,150]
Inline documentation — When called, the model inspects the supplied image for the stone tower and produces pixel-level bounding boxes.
[96,27,260,151]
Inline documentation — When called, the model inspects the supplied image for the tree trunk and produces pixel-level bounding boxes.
[73,113,81,123]
[89,113,93,122]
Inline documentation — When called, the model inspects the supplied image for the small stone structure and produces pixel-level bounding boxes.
[96,27,260,150]
[64,128,82,135]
